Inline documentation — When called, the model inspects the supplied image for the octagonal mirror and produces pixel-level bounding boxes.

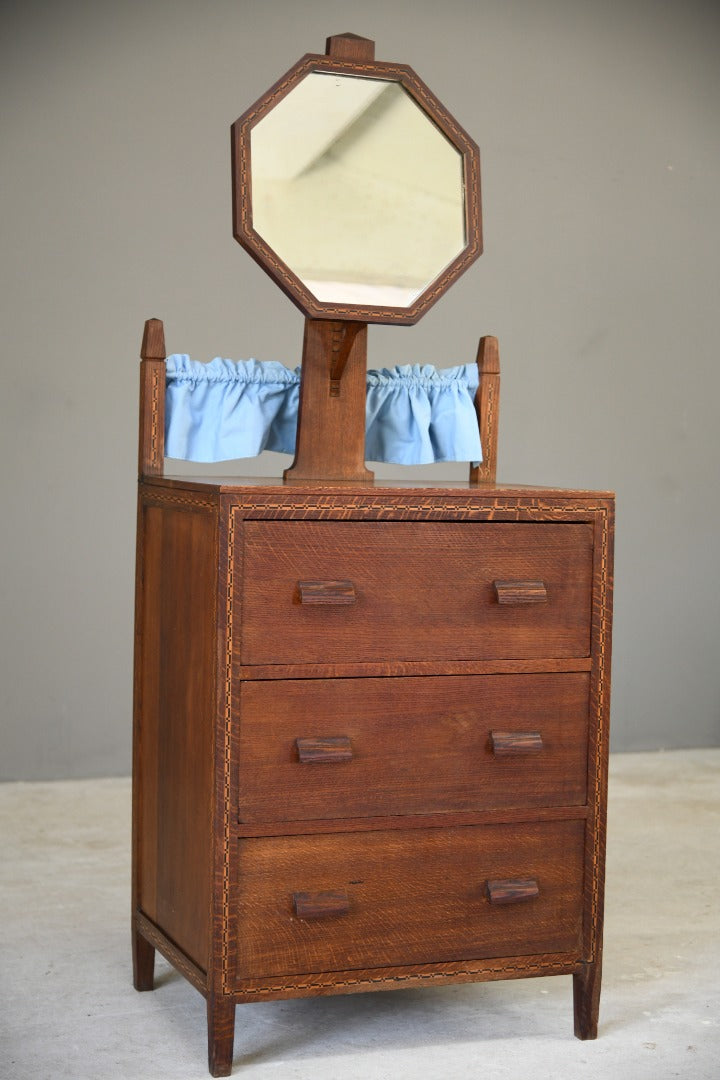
[232,43,482,324]
[251,73,466,309]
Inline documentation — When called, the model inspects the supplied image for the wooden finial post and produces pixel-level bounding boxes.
[469,335,500,485]
[325,33,375,61]
[138,318,166,477]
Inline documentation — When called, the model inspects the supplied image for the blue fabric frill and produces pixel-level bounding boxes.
[164,354,482,466]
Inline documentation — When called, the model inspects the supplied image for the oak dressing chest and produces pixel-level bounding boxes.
[131,33,614,1077]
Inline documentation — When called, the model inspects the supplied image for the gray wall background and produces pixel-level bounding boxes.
[2,0,718,780]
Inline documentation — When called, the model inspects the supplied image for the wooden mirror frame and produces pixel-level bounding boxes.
[229,33,485,484]
[231,34,482,326]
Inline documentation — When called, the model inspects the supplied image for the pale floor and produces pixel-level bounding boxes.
[1,749,719,1080]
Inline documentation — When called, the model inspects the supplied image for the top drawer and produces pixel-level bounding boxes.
[240,520,593,666]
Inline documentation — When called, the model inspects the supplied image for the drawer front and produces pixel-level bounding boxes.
[235,820,585,980]
[238,673,589,822]
[240,521,593,665]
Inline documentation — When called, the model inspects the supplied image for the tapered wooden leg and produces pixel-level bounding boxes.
[207,995,236,1077]
[574,961,601,1039]
[132,924,155,991]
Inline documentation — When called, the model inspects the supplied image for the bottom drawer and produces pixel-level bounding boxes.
[236,820,585,980]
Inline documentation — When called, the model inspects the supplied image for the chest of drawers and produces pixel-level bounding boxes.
[132,478,614,1076]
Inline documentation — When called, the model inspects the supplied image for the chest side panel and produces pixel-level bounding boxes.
[135,495,218,972]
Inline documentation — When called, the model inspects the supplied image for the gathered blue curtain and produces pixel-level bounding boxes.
[165,355,482,466]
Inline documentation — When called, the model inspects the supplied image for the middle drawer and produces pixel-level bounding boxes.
[237,673,589,823]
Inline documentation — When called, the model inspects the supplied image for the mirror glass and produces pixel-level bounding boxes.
[250,72,466,308]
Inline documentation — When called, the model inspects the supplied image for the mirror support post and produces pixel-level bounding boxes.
[284,319,373,483]
[329,322,363,393]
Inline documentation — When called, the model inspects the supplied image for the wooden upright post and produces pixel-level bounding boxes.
[284,319,373,483]
[469,335,500,484]
[138,318,166,478]
[325,33,375,61]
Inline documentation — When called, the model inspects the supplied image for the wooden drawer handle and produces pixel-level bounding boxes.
[296,736,353,764]
[298,580,356,605]
[486,878,540,905]
[293,891,350,919]
[493,580,547,605]
[490,731,543,756]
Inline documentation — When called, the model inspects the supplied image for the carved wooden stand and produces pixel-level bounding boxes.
[230,30,484,487]
[137,318,499,485]
[284,319,373,483]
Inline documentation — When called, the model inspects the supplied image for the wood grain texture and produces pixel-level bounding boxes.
[134,910,208,994]
[159,475,613,499]
[237,673,589,822]
[132,491,159,952]
[237,804,589,839]
[494,580,547,605]
[134,500,217,971]
[220,488,612,1013]
[578,500,614,1031]
[213,503,237,1008]
[284,320,373,483]
[235,820,585,980]
[297,580,356,605]
[133,474,613,1069]
[240,520,593,664]
[490,730,544,756]
[326,33,375,61]
[487,879,540,905]
[138,318,166,477]
[293,891,350,919]
[132,923,155,991]
[238,657,592,681]
[574,960,602,1039]
[207,994,235,1077]
[232,952,584,1002]
[470,335,500,485]
[140,317,166,361]
[328,321,363,393]
[296,736,353,764]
